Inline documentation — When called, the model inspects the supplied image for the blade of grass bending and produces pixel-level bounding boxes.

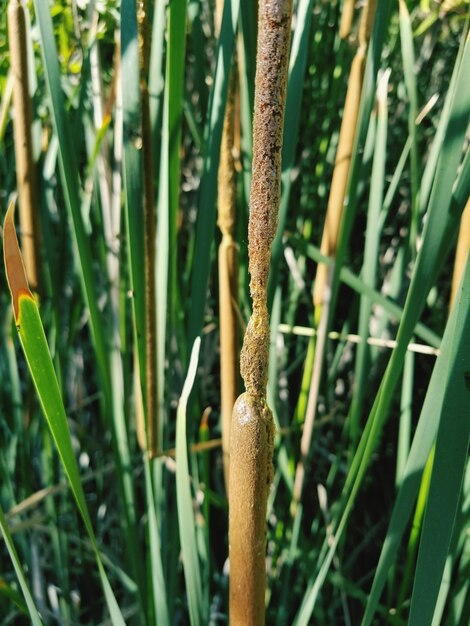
[3,206,126,626]
[267,0,315,312]
[0,506,43,626]
[360,281,469,625]
[408,258,470,626]
[187,0,240,347]
[295,28,470,625]
[176,337,205,626]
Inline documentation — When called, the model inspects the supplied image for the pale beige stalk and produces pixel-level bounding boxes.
[293,0,377,510]
[450,197,470,308]
[8,0,41,294]
[216,0,239,494]
[229,1,293,624]
[339,0,355,40]
[313,0,376,308]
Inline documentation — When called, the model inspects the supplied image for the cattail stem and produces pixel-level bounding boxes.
[229,1,293,624]
[8,0,41,294]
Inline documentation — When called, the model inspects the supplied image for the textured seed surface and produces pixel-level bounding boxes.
[229,1,293,625]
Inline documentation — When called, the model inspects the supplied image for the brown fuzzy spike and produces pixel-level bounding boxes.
[229,0,293,623]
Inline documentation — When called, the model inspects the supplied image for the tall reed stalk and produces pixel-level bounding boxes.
[216,0,239,493]
[7,0,41,294]
[229,1,292,623]
[292,0,377,508]
[339,0,355,40]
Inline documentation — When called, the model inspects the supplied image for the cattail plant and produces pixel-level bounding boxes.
[7,0,42,294]
[229,1,293,624]
[216,0,239,493]
[292,0,378,509]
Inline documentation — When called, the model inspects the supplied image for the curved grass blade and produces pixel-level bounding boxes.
[0,505,43,626]
[408,257,470,626]
[176,337,204,626]
[3,205,126,626]
[361,259,470,625]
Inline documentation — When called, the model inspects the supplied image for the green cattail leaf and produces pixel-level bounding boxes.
[3,209,126,626]
[361,257,470,625]
[176,337,204,626]
[408,257,470,625]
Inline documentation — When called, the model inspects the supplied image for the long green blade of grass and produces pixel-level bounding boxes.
[176,337,204,626]
[3,206,126,626]
[0,505,43,626]
[121,0,146,383]
[361,258,470,626]
[408,257,470,626]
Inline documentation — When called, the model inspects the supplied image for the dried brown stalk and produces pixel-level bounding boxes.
[218,73,239,493]
[137,0,158,456]
[229,1,293,624]
[339,0,356,40]
[216,0,239,494]
[313,0,376,309]
[8,0,42,294]
[450,197,470,309]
